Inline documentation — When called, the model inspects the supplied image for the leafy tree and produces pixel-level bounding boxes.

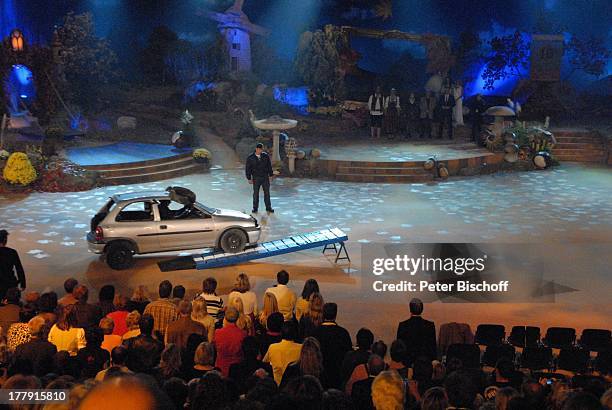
[480,31,529,90]
[294,25,348,98]
[54,12,117,110]
[452,30,481,81]
[565,35,610,80]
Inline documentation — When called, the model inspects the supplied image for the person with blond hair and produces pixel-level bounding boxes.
[107,294,130,336]
[100,317,122,354]
[232,296,254,336]
[371,370,405,410]
[190,341,218,379]
[191,297,215,342]
[122,310,141,341]
[298,292,324,340]
[228,273,258,316]
[280,336,327,389]
[126,285,150,314]
[257,292,279,333]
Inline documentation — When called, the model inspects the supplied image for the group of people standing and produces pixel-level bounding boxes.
[367,81,465,140]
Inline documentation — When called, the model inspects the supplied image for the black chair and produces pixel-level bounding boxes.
[543,327,576,349]
[446,343,481,369]
[558,347,590,373]
[508,326,540,348]
[520,346,553,370]
[594,349,611,374]
[482,344,516,367]
[579,329,611,352]
[475,324,505,346]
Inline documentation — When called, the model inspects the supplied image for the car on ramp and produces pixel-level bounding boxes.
[87,187,260,270]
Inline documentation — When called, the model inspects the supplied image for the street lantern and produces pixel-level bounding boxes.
[10,29,24,52]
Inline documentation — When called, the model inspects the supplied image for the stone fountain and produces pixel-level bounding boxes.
[252,115,298,163]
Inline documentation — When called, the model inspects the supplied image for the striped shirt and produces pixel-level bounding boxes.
[199,293,224,320]
[143,298,178,336]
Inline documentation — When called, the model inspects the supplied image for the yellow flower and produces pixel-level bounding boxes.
[2,152,37,185]
[192,148,211,159]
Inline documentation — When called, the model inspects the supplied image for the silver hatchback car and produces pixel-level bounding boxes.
[87,190,261,270]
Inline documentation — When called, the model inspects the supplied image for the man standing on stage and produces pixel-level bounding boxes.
[437,88,455,139]
[245,143,275,213]
[0,230,26,301]
[470,93,487,144]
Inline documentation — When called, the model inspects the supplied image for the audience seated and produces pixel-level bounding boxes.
[143,280,178,339]
[107,295,129,336]
[214,307,246,377]
[0,288,22,337]
[296,279,320,321]
[263,320,302,385]
[0,271,608,410]
[199,277,224,322]
[99,317,122,354]
[265,270,297,321]
[126,285,150,314]
[73,285,103,329]
[165,300,206,350]
[97,285,116,317]
[57,278,78,307]
[313,302,353,389]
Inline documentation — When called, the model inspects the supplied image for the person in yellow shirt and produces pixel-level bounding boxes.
[263,321,302,385]
[264,270,297,321]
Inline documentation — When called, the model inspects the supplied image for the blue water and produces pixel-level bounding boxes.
[66,142,192,166]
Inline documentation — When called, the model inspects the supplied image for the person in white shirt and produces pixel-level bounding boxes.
[368,86,384,139]
[228,273,258,316]
[265,270,296,321]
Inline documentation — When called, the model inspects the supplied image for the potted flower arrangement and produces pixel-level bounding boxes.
[192,148,212,167]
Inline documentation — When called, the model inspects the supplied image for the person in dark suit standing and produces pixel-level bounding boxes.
[437,88,455,139]
[245,143,275,213]
[470,93,487,144]
[396,298,437,365]
[0,230,26,301]
[312,302,353,389]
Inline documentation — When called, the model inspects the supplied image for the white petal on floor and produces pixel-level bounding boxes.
[74,224,87,228]
[27,249,43,254]
[37,240,53,244]
[60,242,76,246]
[33,253,50,259]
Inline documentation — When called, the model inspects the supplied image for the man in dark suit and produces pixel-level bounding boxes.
[470,93,487,143]
[396,298,437,365]
[0,230,26,301]
[437,88,455,139]
[245,143,275,213]
[165,301,206,350]
[312,303,353,389]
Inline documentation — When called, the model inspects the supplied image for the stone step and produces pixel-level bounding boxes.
[552,148,606,156]
[97,156,197,177]
[553,154,606,163]
[554,136,602,143]
[335,173,435,183]
[336,165,431,175]
[101,163,207,185]
[553,142,605,150]
[333,160,426,168]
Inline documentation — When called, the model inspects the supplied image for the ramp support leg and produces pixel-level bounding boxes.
[323,241,350,263]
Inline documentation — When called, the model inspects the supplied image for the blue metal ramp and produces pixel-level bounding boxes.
[193,228,349,270]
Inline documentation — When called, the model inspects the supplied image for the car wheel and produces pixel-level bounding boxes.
[220,228,247,254]
[105,242,134,270]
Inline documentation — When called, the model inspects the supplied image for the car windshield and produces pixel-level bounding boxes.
[195,202,217,214]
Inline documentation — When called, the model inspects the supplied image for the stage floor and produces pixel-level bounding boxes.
[66,142,191,166]
[1,163,610,342]
[319,140,493,162]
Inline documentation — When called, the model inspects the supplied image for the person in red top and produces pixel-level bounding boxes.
[213,307,246,376]
[106,295,130,336]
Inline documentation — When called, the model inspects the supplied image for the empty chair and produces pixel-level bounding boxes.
[579,329,611,352]
[543,327,576,349]
[475,324,505,346]
[482,344,516,367]
[446,343,481,368]
[520,346,553,370]
[508,326,540,348]
[558,347,590,373]
[594,349,611,375]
